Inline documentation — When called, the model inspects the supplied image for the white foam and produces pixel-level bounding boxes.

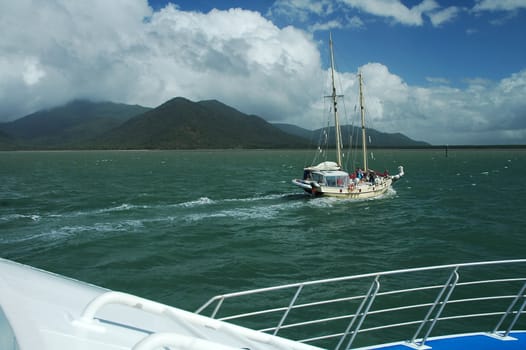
[0,214,41,223]
[183,200,303,222]
[224,193,285,203]
[176,197,215,208]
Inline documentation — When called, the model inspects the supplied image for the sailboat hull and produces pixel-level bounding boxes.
[292,177,393,199]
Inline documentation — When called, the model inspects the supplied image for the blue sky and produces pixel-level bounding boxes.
[1,0,525,144]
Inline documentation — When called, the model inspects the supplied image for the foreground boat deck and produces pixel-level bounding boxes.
[198,260,526,350]
[364,331,526,350]
[2,258,524,349]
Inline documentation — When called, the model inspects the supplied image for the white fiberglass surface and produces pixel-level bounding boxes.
[0,307,19,350]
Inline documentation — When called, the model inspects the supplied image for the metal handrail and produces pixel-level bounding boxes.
[493,281,526,337]
[196,260,526,349]
[410,267,459,347]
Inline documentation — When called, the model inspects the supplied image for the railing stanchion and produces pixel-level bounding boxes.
[493,281,526,337]
[273,284,303,336]
[410,266,459,347]
[334,275,380,350]
[211,297,225,319]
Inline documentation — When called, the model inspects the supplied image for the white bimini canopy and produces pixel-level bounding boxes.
[305,161,340,171]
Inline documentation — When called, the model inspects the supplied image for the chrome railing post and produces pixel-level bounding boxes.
[211,296,225,319]
[410,266,459,347]
[335,275,380,350]
[273,284,304,336]
[492,281,526,337]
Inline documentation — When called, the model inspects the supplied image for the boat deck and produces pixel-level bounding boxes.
[364,331,526,350]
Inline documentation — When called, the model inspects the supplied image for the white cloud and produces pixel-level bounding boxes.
[271,0,460,28]
[0,0,152,118]
[309,63,526,145]
[473,0,526,12]
[22,58,46,86]
[0,0,322,122]
[268,0,334,22]
[428,6,461,26]
[308,15,364,32]
[343,0,439,26]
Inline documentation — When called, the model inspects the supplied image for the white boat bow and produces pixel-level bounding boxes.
[1,258,524,350]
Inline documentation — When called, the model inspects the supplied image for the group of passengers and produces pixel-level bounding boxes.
[351,168,389,184]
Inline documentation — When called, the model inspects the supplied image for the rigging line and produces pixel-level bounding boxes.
[332,50,357,170]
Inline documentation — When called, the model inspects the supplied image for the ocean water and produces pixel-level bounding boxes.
[1,149,525,317]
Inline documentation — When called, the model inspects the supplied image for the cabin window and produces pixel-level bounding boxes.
[312,173,325,184]
[325,175,348,187]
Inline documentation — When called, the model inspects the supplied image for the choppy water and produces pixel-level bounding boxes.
[1,149,525,315]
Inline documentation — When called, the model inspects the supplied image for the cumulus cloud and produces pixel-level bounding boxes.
[0,0,152,119]
[343,0,439,26]
[268,0,335,22]
[473,0,526,12]
[270,0,462,29]
[0,0,321,123]
[323,64,526,145]
[428,6,461,26]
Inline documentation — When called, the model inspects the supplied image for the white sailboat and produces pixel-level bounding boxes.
[292,34,404,198]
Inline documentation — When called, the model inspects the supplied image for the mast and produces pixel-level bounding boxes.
[329,33,343,167]
[358,72,367,171]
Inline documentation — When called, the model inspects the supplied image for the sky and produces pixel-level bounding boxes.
[1,0,525,145]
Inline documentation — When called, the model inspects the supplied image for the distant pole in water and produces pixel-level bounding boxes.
[445,144,449,158]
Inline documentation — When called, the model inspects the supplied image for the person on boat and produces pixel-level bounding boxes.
[356,168,364,180]
[368,171,376,183]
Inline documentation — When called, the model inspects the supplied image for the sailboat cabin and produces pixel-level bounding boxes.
[303,169,350,188]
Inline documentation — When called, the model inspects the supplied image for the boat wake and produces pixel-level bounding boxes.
[1,188,398,247]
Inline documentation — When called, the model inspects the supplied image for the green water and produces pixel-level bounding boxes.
[1,149,525,315]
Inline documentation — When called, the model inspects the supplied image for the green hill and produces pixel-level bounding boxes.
[0,98,429,150]
[0,100,150,148]
[274,123,430,148]
[95,97,308,149]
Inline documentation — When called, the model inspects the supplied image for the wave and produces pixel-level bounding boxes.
[2,219,145,245]
[224,193,287,203]
[174,197,215,208]
[95,203,151,213]
[183,200,303,223]
[0,213,41,223]
[169,193,290,210]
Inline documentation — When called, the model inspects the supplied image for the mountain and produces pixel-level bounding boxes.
[0,100,150,148]
[95,97,308,149]
[274,123,430,148]
[0,98,428,150]
[0,130,14,150]
[272,123,313,140]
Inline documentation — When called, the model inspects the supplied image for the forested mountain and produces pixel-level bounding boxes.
[0,100,150,148]
[94,97,308,149]
[273,123,429,147]
[0,98,428,150]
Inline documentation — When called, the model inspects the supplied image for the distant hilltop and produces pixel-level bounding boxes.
[0,98,429,150]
